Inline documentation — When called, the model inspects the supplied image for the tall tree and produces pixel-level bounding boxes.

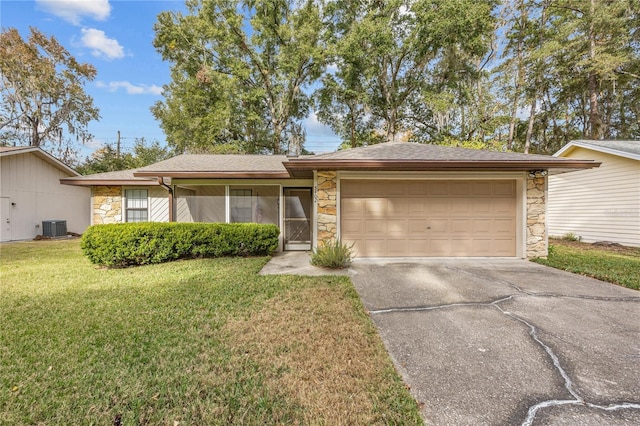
[318,0,497,146]
[494,0,640,154]
[0,27,100,153]
[153,0,326,154]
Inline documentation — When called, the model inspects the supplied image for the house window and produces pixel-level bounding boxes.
[230,189,252,222]
[125,189,148,222]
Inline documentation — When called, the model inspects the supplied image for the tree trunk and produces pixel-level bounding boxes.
[386,107,397,142]
[525,97,536,154]
[507,5,525,150]
[587,0,602,139]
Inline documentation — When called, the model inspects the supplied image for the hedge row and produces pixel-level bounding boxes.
[81,222,280,267]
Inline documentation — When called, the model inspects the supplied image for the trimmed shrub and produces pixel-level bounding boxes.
[81,222,280,267]
[310,240,354,269]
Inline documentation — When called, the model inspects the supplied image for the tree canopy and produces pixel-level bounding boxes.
[152,0,326,154]
[0,27,100,159]
[152,0,639,155]
[76,138,173,175]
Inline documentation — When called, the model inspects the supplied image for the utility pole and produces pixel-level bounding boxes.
[116,130,121,159]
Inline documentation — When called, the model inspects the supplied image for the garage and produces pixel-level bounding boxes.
[341,179,517,257]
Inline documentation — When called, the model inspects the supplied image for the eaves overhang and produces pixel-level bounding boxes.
[60,178,160,187]
[283,159,601,177]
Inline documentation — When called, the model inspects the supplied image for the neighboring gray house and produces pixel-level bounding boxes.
[548,140,640,247]
[0,146,90,242]
[62,142,599,258]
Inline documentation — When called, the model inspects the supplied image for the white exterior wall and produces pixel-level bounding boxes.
[548,147,640,247]
[0,152,90,241]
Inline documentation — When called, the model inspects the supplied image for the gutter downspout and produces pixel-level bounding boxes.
[157,177,174,222]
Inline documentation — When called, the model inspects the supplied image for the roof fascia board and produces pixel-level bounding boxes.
[554,141,640,161]
[284,159,599,171]
[60,179,159,186]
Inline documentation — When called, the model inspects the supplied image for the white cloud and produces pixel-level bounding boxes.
[303,111,337,137]
[96,81,163,95]
[84,137,105,150]
[80,28,124,60]
[36,0,111,25]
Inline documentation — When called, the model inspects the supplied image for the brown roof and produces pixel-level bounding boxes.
[61,142,601,185]
[60,169,159,186]
[133,154,292,178]
[284,142,600,177]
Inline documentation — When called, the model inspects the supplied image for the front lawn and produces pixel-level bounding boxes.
[533,239,640,290]
[0,240,422,425]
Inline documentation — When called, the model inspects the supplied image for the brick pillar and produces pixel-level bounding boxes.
[92,186,122,224]
[316,171,337,246]
[526,176,547,258]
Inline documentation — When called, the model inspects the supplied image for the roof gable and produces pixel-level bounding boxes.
[554,140,640,161]
[0,146,80,177]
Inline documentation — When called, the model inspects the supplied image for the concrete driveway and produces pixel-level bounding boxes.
[348,259,640,425]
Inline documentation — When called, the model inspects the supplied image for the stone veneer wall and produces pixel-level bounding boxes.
[316,171,337,245]
[526,176,547,258]
[92,186,122,224]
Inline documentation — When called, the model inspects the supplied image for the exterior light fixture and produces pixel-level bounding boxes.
[528,170,548,178]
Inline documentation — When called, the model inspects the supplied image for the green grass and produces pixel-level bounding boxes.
[533,243,640,290]
[0,240,422,425]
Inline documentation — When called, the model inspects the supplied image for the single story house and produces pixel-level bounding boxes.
[61,142,599,258]
[548,140,640,247]
[1,146,90,242]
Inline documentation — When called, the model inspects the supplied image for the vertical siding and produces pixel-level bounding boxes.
[0,153,90,240]
[548,147,640,246]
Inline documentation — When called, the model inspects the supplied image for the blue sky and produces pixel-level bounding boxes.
[0,0,340,160]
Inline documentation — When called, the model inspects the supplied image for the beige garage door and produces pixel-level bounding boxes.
[341,180,517,257]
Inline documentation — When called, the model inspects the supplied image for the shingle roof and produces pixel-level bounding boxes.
[555,140,640,160]
[134,154,292,178]
[62,142,602,185]
[305,142,554,161]
[284,142,600,177]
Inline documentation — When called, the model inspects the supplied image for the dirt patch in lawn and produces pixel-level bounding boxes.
[550,238,640,257]
[223,278,421,425]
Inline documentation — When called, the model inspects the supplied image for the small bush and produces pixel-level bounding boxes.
[561,233,582,242]
[311,240,354,269]
[81,222,279,267]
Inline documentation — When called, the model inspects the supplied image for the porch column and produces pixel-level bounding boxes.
[316,171,337,246]
[526,175,547,258]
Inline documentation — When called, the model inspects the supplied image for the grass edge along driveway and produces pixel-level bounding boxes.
[0,240,422,425]
[533,239,640,290]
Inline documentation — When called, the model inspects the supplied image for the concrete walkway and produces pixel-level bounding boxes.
[349,259,640,425]
[259,251,349,276]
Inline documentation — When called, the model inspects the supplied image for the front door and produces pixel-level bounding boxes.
[1,197,12,242]
[284,188,312,250]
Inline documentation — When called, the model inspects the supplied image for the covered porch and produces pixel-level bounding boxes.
[171,180,313,251]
